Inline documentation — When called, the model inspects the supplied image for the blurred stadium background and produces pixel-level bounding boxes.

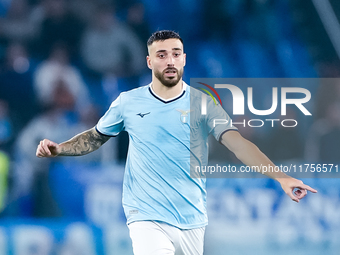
[0,0,339,254]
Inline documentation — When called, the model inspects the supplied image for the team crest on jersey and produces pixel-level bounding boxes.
[176,109,192,123]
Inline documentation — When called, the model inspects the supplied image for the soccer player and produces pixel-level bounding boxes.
[36,30,317,255]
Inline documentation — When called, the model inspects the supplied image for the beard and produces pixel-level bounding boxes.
[154,67,184,88]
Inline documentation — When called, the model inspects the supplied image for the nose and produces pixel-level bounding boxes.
[167,55,175,66]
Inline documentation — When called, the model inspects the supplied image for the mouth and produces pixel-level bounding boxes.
[164,68,177,77]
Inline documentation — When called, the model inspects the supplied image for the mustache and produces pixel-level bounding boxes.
[163,67,178,73]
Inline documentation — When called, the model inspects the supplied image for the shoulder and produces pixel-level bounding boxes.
[109,85,150,107]
[188,85,204,100]
[121,84,149,98]
[187,84,217,106]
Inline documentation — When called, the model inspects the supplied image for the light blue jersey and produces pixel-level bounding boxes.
[96,82,236,229]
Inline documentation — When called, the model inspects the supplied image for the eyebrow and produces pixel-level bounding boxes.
[155,48,183,53]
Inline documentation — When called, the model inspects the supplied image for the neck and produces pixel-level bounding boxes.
[151,78,183,100]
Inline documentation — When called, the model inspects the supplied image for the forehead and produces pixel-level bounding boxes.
[148,38,183,54]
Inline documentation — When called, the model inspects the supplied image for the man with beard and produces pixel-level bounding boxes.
[36,30,317,255]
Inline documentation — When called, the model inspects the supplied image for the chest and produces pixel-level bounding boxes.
[123,99,192,142]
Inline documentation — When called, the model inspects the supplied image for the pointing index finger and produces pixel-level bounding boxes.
[300,184,318,193]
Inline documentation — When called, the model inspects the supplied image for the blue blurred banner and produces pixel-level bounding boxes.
[1,163,339,255]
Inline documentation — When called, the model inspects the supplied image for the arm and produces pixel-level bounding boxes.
[221,130,317,202]
[36,127,110,157]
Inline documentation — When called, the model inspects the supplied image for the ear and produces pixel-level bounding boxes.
[146,56,152,70]
[183,53,186,67]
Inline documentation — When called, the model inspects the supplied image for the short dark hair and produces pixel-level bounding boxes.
[147,30,183,46]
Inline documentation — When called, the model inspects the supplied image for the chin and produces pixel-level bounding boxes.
[163,78,180,87]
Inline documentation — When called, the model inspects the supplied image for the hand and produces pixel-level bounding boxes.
[278,177,317,203]
[36,139,60,158]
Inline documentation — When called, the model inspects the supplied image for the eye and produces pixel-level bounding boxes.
[174,52,181,57]
[158,54,165,58]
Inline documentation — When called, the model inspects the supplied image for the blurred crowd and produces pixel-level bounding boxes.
[0,0,339,218]
[0,0,150,217]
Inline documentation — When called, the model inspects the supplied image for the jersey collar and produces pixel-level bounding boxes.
[149,82,187,104]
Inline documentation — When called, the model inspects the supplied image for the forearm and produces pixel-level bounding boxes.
[58,127,110,156]
[222,131,289,180]
[233,139,289,180]
[221,131,317,202]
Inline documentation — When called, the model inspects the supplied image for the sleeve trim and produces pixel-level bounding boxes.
[218,129,239,144]
[95,126,118,137]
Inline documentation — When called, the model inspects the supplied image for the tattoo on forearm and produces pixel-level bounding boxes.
[59,128,110,156]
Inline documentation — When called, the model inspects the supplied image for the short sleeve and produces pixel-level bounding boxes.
[206,97,238,142]
[96,95,124,136]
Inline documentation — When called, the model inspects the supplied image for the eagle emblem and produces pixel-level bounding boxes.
[176,109,192,123]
